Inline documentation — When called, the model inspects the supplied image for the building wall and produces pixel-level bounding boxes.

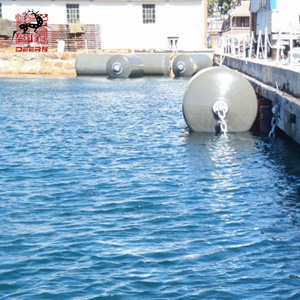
[1,0,205,51]
[273,0,300,33]
[251,0,300,34]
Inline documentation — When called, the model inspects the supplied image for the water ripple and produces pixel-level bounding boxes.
[0,77,300,299]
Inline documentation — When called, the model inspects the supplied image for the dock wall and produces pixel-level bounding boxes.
[214,55,300,144]
[0,52,77,76]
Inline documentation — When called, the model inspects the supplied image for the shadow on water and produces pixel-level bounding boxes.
[256,134,300,225]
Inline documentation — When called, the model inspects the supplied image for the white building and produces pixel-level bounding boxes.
[0,0,207,51]
[250,0,300,44]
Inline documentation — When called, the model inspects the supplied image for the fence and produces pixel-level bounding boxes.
[216,26,300,66]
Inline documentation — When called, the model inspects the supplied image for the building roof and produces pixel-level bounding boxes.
[230,1,250,17]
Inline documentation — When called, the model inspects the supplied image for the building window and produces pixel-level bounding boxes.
[66,4,80,23]
[0,3,2,18]
[143,4,155,24]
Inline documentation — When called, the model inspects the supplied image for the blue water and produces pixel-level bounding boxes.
[0,77,299,299]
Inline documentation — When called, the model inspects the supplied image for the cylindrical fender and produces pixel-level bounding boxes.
[172,53,213,77]
[106,54,144,78]
[136,53,170,76]
[182,66,258,132]
[76,53,114,76]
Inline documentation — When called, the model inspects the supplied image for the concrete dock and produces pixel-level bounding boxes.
[214,54,300,144]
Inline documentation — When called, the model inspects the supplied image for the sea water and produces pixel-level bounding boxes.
[0,77,299,299]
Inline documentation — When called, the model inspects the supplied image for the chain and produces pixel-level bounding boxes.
[219,117,228,136]
[213,101,228,136]
[269,105,280,139]
[269,116,278,138]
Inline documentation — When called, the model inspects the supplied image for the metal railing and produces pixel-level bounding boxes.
[216,26,300,66]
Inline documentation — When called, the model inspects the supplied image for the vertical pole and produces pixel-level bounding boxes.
[276,30,281,63]
[264,27,268,60]
[289,24,293,65]
[243,35,246,58]
[223,36,226,55]
[249,31,254,58]
[256,30,261,59]
[225,36,228,54]
[220,36,224,65]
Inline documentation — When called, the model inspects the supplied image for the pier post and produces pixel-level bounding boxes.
[256,98,273,133]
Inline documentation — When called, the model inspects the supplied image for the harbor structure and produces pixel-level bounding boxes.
[222,0,251,38]
[220,0,251,55]
[214,53,300,143]
[250,0,300,54]
[207,3,223,48]
[208,1,251,55]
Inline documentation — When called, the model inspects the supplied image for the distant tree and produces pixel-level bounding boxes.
[219,0,242,15]
[208,0,242,16]
[208,0,219,17]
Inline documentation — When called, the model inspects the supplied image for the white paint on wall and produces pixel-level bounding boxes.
[1,0,205,51]
[253,0,300,34]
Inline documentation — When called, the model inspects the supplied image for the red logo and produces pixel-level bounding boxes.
[13,9,49,52]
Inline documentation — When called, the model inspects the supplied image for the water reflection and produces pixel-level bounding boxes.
[183,132,258,185]
[183,131,300,228]
[183,132,258,210]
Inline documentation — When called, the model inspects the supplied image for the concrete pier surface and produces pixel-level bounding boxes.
[214,54,300,144]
